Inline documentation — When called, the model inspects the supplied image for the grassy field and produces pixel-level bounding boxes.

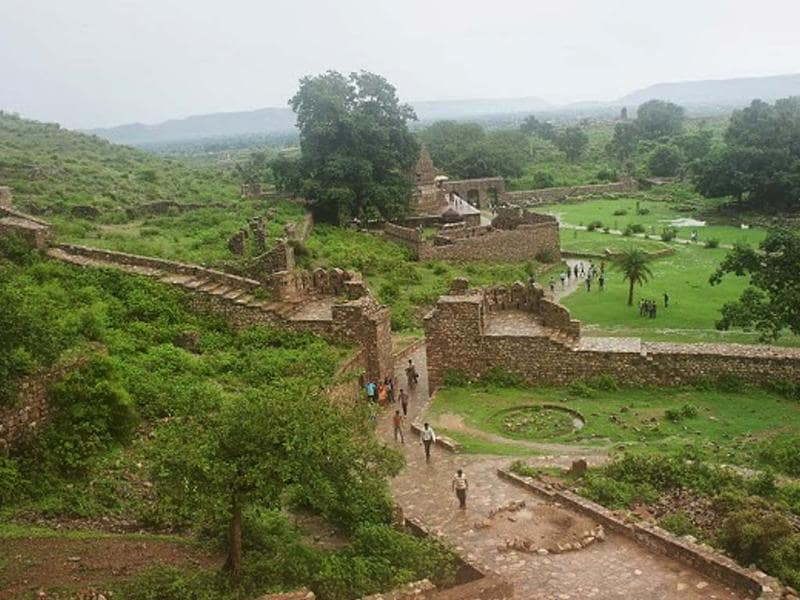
[50,200,306,265]
[428,383,800,467]
[561,242,800,346]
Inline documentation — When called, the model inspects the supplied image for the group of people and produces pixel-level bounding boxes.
[546,260,607,294]
[639,293,669,318]
[366,360,470,510]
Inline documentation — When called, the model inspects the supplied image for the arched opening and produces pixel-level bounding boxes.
[466,189,480,208]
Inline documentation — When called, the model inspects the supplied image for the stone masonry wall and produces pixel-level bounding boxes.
[424,290,800,392]
[0,205,54,248]
[504,178,638,206]
[419,222,560,263]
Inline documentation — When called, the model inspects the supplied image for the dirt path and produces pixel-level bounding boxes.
[378,346,749,600]
[0,535,220,599]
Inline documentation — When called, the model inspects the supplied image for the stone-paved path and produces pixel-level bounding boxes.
[378,346,747,600]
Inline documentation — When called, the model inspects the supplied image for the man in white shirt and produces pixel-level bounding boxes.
[420,422,436,463]
[452,469,468,509]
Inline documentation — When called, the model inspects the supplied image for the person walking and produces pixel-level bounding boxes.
[559,272,566,288]
[549,278,555,293]
[598,274,605,291]
[392,410,405,443]
[663,292,670,308]
[385,376,395,403]
[452,469,469,509]
[573,264,579,279]
[399,388,409,416]
[406,359,419,388]
[420,422,436,463]
[586,276,592,292]
[378,381,388,406]
[365,380,377,404]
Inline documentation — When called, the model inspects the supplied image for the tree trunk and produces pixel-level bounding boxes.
[223,491,243,579]
[628,281,635,306]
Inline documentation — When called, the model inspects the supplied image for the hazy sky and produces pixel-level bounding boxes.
[2,0,800,129]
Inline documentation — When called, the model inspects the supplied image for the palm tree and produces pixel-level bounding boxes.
[616,247,654,306]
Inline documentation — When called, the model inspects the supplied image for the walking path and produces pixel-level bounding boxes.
[377,346,747,600]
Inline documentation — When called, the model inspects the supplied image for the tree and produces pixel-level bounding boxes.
[710,229,800,341]
[616,247,654,306]
[150,385,403,578]
[520,115,556,141]
[289,70,419,224]
[676,128,713,163]
[555,126,589,162]
[635,100,685,139]
[235,151,272,187]
[692,97,800,211]
[647,144,683,176]
[620,107,628,120]
[607,121,639,161]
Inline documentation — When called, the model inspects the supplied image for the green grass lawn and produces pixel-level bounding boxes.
[561,243,800,346]
[429,384,800,465]
[542,192,769,247]
[560,228,671,254]
[50,199,306,265]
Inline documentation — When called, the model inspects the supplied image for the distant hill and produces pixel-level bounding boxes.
[88,97,551,147]
[620,73,800,107]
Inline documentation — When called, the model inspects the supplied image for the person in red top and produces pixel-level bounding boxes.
[392,410,405,443]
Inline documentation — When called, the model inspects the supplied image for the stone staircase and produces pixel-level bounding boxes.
[47,244,307,320]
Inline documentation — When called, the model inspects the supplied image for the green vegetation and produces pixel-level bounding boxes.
[615,247,654,306]
[428,380,800,465]
[304,224,558,331]
[0,245,455,597]
[278,71,419,224]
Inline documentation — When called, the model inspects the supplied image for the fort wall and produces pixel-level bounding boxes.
[504,178,638,206]
[424,286,800,391]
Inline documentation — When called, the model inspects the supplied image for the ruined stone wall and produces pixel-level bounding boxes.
[266,267,364,303]
[254,242,295,275]
[504,178,638,206]
[424,292,800,391]
[410,186,448,217]
[419,222,560,263]
[0,205,54,249]
[441,178,505,209]
[0,347,102,454]
[491,207,556,229]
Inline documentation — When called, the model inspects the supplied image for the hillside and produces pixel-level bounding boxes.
[621,73,800,107]
[0,112,240,215]
[87,97,551,147]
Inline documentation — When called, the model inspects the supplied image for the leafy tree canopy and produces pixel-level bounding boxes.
[647,144,683,177]
[710,229,800,341]
[554,126,589,162]
[616,247,654,306]
[286,71,419,224]
[520,115,557,141]
[635,99,686,140]
[693,98,800,211]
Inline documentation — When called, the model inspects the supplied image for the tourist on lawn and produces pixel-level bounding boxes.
[579,263,585,277]
[663,292,670,308]
[600,260,606,274]
[399,388,409,415]
[406,359,419,387]
[393,410,405,443]
[573,264,579,279]
[691,230,698,243]
[560,272,566,288]
[549,278,555,293]
[586,276,592,292]
[421,422,436,463]
[452,469,469,509]
[566,268,571,281]
[598,274,605,291]
[650,302,657,318]
[365,380,377,403]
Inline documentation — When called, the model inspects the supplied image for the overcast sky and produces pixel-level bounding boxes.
[2,0,800,129]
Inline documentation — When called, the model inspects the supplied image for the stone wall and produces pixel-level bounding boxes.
[504,178,638,206]
[0,346,103,454]
[441,177,505,209]
[0,205,54,249]
[419,222,560,263]
[424,287,800,392]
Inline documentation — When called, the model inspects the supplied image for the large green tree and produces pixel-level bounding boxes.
[286,71,419,224]
[554,125,589,162]
[710,229,800,341]
[150,384,403,578]
[693,98,800,211]
[635,99,686,139]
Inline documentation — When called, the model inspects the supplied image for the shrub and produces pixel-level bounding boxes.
[510,460,539,478]
[716,374,743,393]
[580,474,658,509]
[442,369,469,387]
[757,434,800,477]
[664,403,698,422]
[647,144,683,177]
[532,171,556,189]
[586,220,604,232]
[479,367,525,388]
[623,223,646,236]
[534,248,557,263]
[704,238,720,249]
[765,380,799,401]
[602,226,610,234]
[113,565,226,600]
[658,510,701,537]
[765,534,800,589]
[567,380,596,398]
[660,227,678,242]
[637,207,651,216]
[596,169,618,182]
[612,208,628,216]
[718,508,793,566]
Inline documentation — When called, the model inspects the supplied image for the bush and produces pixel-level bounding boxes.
[596,169,618,182]
[567,380,596,398]
[757,434,800,477]
[602,226,610,234]
[534,248,557,263]
[580,474,658,509]
[664,403,698,422]
[586,220,604,232]
[114,565,227,600]
[587,375,620,391]
[479,367,525,388]
[637,207,651,216]
[658,510,701,537]
[660,227,678,242]
[612,208,628,216]
[510,460,539,478]
[647,144,683,177]
[442,369,469,387]
[532,171,556,189]
[765,534,800,589]
[704,238,720,249]
[718,508,793,566]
